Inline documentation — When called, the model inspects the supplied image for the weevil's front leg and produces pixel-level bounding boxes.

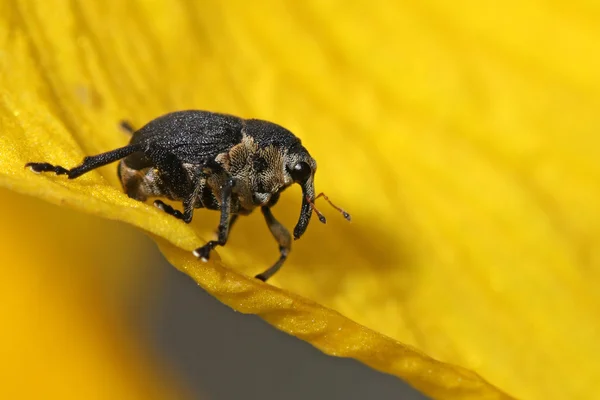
[214,213,239,238]
[255,206,292,282]
[26,143,144,179]
[193,178,234,262]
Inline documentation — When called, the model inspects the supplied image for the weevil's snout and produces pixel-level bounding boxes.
[293,180,316,240]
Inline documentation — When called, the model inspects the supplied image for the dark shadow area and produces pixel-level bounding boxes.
[135,251,430,400]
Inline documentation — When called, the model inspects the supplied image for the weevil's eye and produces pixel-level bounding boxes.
[290,162,311,183]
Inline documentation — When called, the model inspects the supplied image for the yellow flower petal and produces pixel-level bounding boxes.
[0,189,191,399]
[2,1,600,399]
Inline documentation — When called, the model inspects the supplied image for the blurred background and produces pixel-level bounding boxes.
[0,189,427,399]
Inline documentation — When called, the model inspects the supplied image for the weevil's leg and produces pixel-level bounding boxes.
[255,206,292,282]
[120,120,136,134]
[192,178,234,261]
[215,213,239,238]
[228,213,240,231]
[154,200,185,220]
[154,172,204,223]
[26,143,144,179]
[179,174,205,223]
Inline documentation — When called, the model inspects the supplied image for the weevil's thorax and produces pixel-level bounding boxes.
[217,119,316,212]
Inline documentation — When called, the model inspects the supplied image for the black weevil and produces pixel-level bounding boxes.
[26,110,350,281]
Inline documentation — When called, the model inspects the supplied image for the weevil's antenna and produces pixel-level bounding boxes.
[306,196,327,224]
[315,192,352,221]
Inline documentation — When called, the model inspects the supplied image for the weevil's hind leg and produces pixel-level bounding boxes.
[26,143,144,179]
[255,206,292,282]
[193,178,234,261]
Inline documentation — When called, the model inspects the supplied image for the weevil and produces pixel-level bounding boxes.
[25,110,351,281]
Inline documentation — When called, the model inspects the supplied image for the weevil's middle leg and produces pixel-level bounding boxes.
[154,200,185,221]
[153,169,206,223]
[255,206,292,282]
[154,174,204,223]
[179,175,205,223]
[193,178,234,261]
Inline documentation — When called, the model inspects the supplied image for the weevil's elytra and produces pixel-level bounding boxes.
[25,110,351,281]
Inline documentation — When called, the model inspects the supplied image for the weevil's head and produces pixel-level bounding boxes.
[229,119,318,239]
